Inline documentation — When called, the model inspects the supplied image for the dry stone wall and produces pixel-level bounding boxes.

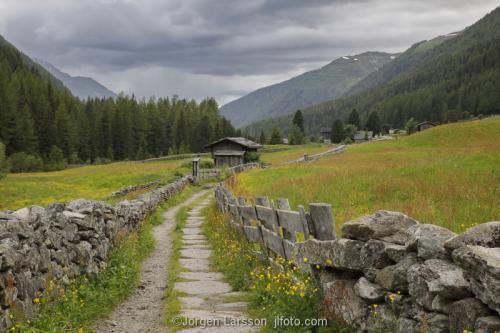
[214,184,500,333]
[0,176,192,331]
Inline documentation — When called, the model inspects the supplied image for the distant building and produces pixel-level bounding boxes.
[417,121,437,131]
[204,137,262,167]
[283,138,289,144]
[353,131,374,142]
[320,127,332,143]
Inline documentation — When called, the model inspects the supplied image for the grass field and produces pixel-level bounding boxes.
[260,144,333,165]
[0,160,189,210]
[0,145,333,211]
[232,117,500,233]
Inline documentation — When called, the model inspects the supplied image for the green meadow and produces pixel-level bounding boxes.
[232,117,500,233]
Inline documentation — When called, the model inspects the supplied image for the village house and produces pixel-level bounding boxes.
[417,121,437,131]
[204,137,262,167]
[320,127,332,143]
[353,130,374,142]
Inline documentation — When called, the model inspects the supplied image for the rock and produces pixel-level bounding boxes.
[475,316,500,333]
[406,224,456,259]
[385,243,407,262]
[360,240,394,269]
[341,210,419,245]
[397,318,420,333]
[294,238,364,271]
[73,241,93,266]
[444,221,500,251]
[449,298,493,333]
[407,259,471,310]
[452,245,500,313]
[12,208,30,221]
[427,312,449,333]
[431,295,453,314]
[322,279,369,327]
[354,277,385,303]
[375,254,419,292]
[365,304,399,332]
[0,244,19,270]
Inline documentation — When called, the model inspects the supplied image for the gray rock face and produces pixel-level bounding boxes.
[342,210,419,245]
[427,312,449,333]
[354,277,385,303]
[449,298,493,333]
[397,318,420,333]
[375,254,420,292]
[444,221,500,251]
[360,239,395,269]
[407,259,471,310]
[475,316,500,333]
[452,245,500,313]
[322,279,368,326]
[405,224,456,259]
[294,238,364,271]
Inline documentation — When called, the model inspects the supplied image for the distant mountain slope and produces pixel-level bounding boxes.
[221,52,395,128]
[244,7,500,136]
[35,59,117,100]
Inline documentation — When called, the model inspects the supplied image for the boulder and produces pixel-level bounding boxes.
[295,238,365,272]
[341,210,419,245]
[397,318,420,333]
[375,254,420,292]
[12,208,30,221]
[385,243,407,262]
[452,245,500,313]
[407,259,471,310]
[322,279,369,327]
[354,277,385,303]
[449,298,493,333]
[0,244,20,270]
[444,222,500,251]
[427,312,449,333]
[431,295,453,314]
[405,224,456,259]
[475,316,500,333]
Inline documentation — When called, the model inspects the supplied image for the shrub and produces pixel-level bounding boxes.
[405,118,418,135]
[8,152,44,173]
[244,151,261,163]
[44,146,66,171]
[199,159,214,169]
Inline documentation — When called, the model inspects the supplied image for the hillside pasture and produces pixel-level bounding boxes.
[232,117,500,233]
[0,159,188,210]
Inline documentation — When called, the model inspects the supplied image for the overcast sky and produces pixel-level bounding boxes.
[0,0,498,105]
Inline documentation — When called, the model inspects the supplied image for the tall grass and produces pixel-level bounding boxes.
[233,118,500,233]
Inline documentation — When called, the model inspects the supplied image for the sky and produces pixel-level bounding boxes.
[0,0,498,105]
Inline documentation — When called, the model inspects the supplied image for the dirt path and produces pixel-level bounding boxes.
[93,189,209,333]
[173,199,257,332]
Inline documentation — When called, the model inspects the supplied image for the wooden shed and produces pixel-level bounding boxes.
[417,121,437,131]
[204,137,262,167]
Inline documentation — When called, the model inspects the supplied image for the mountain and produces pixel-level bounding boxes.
[221,52,396,128]
[244,7,500,136]
[35,59,117,100]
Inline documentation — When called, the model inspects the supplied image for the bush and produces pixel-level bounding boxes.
[244,151,261,163]
[199,159,214,168]
[44,146,66,171]
[8,152,44,173]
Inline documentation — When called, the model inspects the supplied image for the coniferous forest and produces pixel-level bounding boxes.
[0,40,236,172]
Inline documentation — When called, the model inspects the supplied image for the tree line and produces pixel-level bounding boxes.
[0,42,236,173]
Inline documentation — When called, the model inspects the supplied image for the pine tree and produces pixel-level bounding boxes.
[269,128,282,144]
[289,125,305,145]
[259,131,267,144]
[347,109,361,129]
[405,118,418,135]
[292,110,304,133]
[331,119,345,143]
[365,111,382,135]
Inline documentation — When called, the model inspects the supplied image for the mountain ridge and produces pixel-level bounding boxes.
[221,51,396,127]
[35,59,117,100]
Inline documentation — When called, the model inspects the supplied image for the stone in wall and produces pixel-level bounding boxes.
[405,224,456,260]
[452,245,500,314]
[342,210,419,245]
[444,221,500,251]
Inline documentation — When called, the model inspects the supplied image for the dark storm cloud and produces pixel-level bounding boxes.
[0,0,498,104]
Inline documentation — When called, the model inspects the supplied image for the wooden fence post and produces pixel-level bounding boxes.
[309,203,336,240]
[256,196,270,207]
